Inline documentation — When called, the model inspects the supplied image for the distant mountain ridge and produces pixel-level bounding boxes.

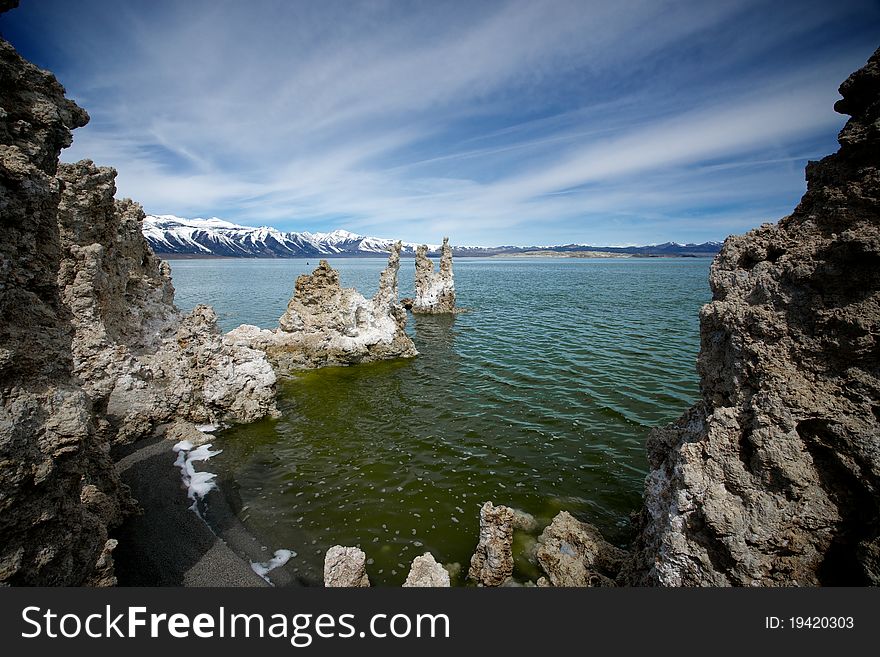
[142,215,723,258]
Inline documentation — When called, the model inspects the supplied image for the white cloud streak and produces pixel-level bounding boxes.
[17,0,874,244]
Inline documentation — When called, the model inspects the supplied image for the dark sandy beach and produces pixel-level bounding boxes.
[111,435,286,587]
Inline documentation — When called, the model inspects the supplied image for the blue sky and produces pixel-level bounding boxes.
[2,0,879,246]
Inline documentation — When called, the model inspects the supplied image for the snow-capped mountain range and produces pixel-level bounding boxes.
[142,215,441,257]
[142,215,723,258]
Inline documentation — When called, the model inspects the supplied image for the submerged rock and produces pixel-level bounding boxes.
[323,545,370,587]
[403,552,451,587]
[443,561,462,582]
[55,160,278,444]
[536,511,627,587]
[511,508,538,532]
[623,48,880,586]
[229,243,417,371]
[468,501,515,586]
[412,238,456,314]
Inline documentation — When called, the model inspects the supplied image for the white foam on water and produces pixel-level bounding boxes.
[187,470,219,499]
[195,424,218,433]
[251,548,296,582]
[187,444,222,463]
[172,440,223,504]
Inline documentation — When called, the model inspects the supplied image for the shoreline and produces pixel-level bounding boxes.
[111,434,276,587]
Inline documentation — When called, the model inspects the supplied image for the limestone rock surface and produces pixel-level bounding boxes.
[1,7,277,586]
[403,552,451,587]
[0,25,132,585]
[323,545,370,587]
[55,160,278,444]
[229,243,417,371]
[511,508,538,532]
[536,511,626,587]
[412,238,456,314]
[468,501,515,586]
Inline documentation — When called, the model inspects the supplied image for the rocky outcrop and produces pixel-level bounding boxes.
[403,552,451,587]
[57,162,177,364]
[535,511,626,587]
[411,238,456,314]
[55,160,278,444]
[84,538,119,587]
[102,303,278,443]
[623,48,880,586]
[1,6,278,586]
[468,501,515,586]
[228,243,417,371]
[0,26,132,585]
[323,545,370,587]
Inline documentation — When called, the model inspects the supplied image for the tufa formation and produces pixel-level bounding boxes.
[228,242,418,371]
[403,552,452,587]
[323,545,371,587]
[467,501,515,586]
[408,237,456,314]
[0,26,128,585]
[622,47,880,586]
[0,14,278,585]
[55,160,278,445]
[535,511,626,587]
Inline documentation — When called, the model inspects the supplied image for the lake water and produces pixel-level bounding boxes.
[168,256,712,585]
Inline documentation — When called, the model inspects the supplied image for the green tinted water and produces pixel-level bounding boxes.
[168,257,711,585]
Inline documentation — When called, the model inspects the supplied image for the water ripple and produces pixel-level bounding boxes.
[169,257,711,585]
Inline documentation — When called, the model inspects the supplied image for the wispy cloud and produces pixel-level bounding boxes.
[3,0,878,244]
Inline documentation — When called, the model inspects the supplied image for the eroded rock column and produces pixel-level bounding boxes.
[468,501,515,586]
[411,237,456,314]
[229,242,417,371]
[324,545,371,587]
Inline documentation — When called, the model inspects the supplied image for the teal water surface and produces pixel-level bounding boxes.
[168,257,711,585]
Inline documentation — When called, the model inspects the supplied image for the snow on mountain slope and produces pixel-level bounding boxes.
[142,215,446,257]
[141,215,722,258]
